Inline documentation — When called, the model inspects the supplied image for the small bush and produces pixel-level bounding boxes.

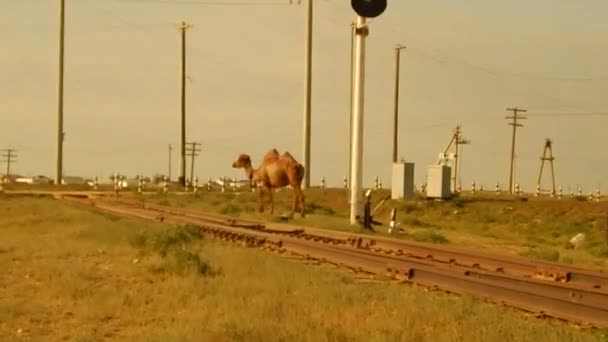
[590,246,608,258]
[478,213,497,224]
[130,225,218,277]
[519,247,560,262]
[412,230,449,244]
[305,202,335,216]
[400,202,417,214]
[451,198,465,208]
[220,204,242,215]
[402,216,434,228]
[561,256,574,264]
[149,249,219,276]
[146,225,201,257]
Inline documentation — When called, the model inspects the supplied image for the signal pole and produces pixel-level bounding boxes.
[178,21,192,187]
[505,107,527,194]
[392,44,406,163]
[186,142,201,186]
[55,0,66,185]
[350,15,368,225]
[302,0,313,189]
[349,0,387,225]
[1,149,17,181]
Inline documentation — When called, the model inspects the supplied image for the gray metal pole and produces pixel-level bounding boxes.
[55,0,65,185]
[302,0,313,189]
[350,16,367,225]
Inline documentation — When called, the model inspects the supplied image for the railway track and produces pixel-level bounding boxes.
[94,195,608,290]
[59,194,608,328]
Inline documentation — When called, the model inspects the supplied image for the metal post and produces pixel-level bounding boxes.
[350,15,367,225]
[55,0,66,185]
[348,20,355,200]
[302,0,313,189]
[179,21,191,187]
[392,44,405,164]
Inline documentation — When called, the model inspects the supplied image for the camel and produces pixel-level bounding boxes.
[232,149,306,218]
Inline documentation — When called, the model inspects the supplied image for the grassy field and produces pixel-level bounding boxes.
[110,187,608,270]
[1,196,607,341]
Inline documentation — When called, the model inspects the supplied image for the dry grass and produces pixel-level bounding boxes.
[1,196,606,341]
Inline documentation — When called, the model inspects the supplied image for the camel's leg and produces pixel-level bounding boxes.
[289,185,305,219]
[268,187,274,215]
[298,188,306,218]
[257,187,265,213]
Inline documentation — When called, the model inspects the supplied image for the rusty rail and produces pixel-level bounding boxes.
[93,196,608,290]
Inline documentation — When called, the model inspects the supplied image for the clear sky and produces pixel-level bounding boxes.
[1,0,607,192]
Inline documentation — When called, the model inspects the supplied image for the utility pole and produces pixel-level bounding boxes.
[505,107,527,194]
[168,144,173,182]
[537,138,556,196]
[348,19,356,200]
[55,0,66,185]
[1,149,18,181]
[453,125,470,193]
[186,142,201,186]
[178,21,192,187]
[302,0,313,189]
[392,44,406,164]
[436,126,470,192]
[350,15,368,225]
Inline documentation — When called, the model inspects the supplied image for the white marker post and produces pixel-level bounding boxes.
[349,15,368,225]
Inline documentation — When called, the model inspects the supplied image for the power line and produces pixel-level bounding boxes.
[377,23,608,82]
[526,112,608,117]
[118,0,296,6]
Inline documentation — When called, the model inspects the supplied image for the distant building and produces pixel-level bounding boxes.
[61,176,87,185]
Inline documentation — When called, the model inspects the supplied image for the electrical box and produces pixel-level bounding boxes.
[426,165,451,199]
[391,162,415,200]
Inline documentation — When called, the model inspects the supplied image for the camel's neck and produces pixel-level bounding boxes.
[244,165,255,180]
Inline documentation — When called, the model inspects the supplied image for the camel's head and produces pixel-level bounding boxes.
[232,154,252,169]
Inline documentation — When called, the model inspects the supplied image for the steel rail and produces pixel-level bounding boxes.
[94,196,608,289]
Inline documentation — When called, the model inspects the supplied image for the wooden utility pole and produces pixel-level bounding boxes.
[55,0,66,185]
[437,126,470,192]
[302,0,313,189]
[168,144,173,182]
[537,138,556,196]
[1,149,18,181]
[178,21,192,187]
[392,44,406,164]
[453,125,470,192]
[185,142,201,186]
[505,107,527,194]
